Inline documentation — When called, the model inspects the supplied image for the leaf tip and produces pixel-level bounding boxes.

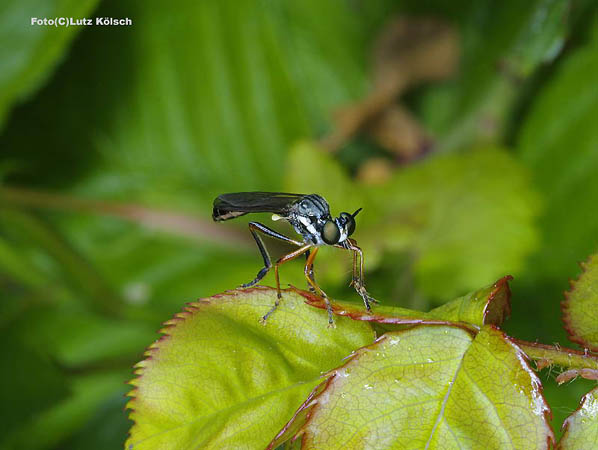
[483,275,513,326]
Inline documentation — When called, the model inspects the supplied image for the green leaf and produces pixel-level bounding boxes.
[125,287,374,449]
[4,371,128,450]
[298,276,512,328]
[559,386,598,449]
[0,329,68,438]
[272,326,553,449]
[27,308,156,367]
[375,148,539,300]
[0,0,99,128]
[517,38,598,282]
[562,253,598,350]
[427,275,512,326]
[0,208,121,315]
[1,0,382,202]
[419,0,569,152]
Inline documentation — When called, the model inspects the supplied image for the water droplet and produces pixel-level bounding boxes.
[337,369,351,378]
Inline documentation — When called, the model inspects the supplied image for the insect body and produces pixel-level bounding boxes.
[213,192,377,324]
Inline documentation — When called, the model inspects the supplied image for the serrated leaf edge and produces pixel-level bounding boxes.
[124,286,276,446]
[561,254,598,351]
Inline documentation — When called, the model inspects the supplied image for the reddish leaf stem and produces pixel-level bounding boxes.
[511,338,598,371]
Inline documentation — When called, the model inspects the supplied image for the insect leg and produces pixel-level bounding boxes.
[349,248,358,287]
[242,222,303,289]
[304,247,334,326]
[305,250,317,292]
[261,244,312,323]
[346,239,378,311]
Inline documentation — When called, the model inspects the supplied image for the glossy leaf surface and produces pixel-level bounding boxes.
[560,386,598,449]
[126,287,374,449]
[272,326,553,449]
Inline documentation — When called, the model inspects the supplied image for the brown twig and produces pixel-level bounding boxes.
[0,186,252,248]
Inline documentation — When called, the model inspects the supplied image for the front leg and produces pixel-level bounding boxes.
[304,247,334,326]
[346,239,378,312]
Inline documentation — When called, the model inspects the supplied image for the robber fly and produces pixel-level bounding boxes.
[212,192,377,325]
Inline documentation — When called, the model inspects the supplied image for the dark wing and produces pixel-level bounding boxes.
[212,192,305,221]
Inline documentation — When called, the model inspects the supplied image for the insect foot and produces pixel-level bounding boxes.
[353,283,378,312]
[260,298,281,324]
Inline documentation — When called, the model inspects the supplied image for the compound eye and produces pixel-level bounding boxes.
[322,220,340,245]
[340,212,356,236]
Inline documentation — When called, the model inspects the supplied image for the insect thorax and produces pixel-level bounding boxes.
[287,194,331,246]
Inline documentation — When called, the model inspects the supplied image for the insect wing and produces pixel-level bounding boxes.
[212,192,304,221]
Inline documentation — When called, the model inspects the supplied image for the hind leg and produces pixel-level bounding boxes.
[242,222,303,288]
[260,244,312,322]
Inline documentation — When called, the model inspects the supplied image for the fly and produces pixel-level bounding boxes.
[212,192,377,325]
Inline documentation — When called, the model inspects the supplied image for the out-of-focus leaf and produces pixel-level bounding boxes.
[126,287,374,449]
[0,208,121,314]
[25,307,156,367]
[298,276,512,328]
[418,0,569,152]
[559,386,598,449]
[1,0,389,203]
[0,234,44,285]
[368,147,539,299]
[287,143,539,300]
[271,326,553,449]
[4,371,128,450]
[58,212,301,316]
[517,38,598,283]
[562,254,598,350]
[0,0,99,128]
[61,390,132,450]
[286,142,364,214]
[0,329,68,438]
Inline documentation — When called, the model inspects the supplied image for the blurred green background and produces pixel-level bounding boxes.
[1,0,598,447]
